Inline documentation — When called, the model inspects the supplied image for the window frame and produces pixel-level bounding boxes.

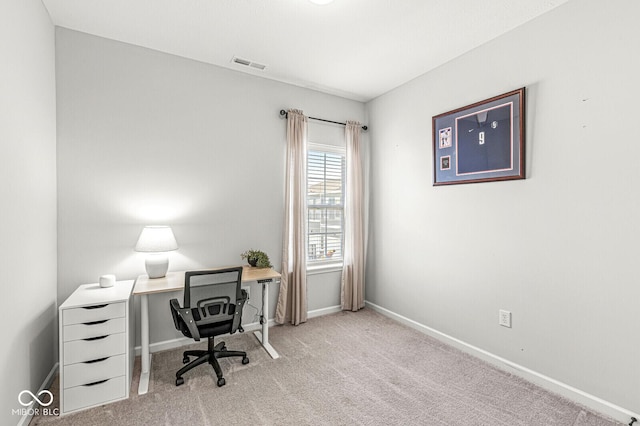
[306,142,346,271]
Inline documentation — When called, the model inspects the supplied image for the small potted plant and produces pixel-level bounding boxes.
[241,249,272,268]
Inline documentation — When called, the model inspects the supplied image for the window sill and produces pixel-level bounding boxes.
[307,262,343,275]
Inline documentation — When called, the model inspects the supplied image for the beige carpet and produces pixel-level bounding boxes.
[32,309,621,425]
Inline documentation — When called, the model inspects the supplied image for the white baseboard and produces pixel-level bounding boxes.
[308,304,342,319]
[135,306,342,356]
[16,362,59,426]
[365,301,638,424]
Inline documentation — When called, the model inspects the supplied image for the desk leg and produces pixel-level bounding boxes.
[138,293,152,395]
[253,279,280,359]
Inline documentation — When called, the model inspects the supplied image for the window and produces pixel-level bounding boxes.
[307,144,345,265]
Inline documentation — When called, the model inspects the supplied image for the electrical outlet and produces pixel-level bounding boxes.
[499,309,512,328]
[243,286,250,300]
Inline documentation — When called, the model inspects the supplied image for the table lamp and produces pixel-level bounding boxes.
[135,226,178,278]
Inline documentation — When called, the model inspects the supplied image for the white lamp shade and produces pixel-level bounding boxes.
[135,226,178,252]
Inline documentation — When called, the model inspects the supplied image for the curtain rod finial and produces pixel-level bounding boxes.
[279,109,287,118]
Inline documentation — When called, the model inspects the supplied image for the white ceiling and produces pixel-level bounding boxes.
[41,0,569,102]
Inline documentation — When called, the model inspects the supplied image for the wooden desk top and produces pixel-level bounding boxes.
[133,265,281,295]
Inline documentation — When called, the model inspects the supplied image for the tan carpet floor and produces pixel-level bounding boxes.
[32,309,621,425]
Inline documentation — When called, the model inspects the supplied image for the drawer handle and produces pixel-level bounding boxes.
[84,357,109,364]
[83,320,108,326]
[83,304,108,310]
[83,379,109,387]
[83,335,108,341]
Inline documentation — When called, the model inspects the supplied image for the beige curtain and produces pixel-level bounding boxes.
[341,121,365,311]
[275,109,308,325]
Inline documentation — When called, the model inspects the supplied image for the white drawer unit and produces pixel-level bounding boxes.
[59,280,134,415]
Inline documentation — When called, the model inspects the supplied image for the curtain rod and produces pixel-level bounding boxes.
[279,110,368,131]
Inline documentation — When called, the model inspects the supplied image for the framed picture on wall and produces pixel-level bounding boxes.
[432,88,525,186]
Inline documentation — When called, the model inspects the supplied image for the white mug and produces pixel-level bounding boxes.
[99,274,116,288]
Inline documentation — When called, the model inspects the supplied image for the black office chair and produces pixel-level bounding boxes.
[170,267,249,387]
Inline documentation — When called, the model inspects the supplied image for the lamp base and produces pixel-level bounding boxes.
[145,254,169,279]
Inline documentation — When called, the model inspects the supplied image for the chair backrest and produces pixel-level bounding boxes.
[184,267,244,328]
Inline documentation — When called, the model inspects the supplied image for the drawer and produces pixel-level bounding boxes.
[63,375,125,413]
[63,354,126,389]
[63,317,125,342]
[63,303,125,326]
[64,333,125,365]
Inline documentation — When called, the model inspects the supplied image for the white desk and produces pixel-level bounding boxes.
[133,266,280,395]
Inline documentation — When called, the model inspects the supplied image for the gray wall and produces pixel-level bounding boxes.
[55,28,365,346]
[365,0,639,417]
[0,0,57,423]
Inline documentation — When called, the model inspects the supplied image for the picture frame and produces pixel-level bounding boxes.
[432,88,525,186]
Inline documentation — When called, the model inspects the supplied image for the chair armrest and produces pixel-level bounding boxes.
[231,291,249,333]
[169,298,201,341]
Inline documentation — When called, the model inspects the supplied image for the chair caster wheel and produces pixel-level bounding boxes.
[217,378,226,387]
[176,377,184,386]
[182,356,190,364]
[242,357,250,365]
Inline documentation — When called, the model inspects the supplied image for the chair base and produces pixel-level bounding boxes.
[175,337,249,387]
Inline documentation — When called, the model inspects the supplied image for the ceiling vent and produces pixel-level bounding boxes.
[232,56,266,71]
